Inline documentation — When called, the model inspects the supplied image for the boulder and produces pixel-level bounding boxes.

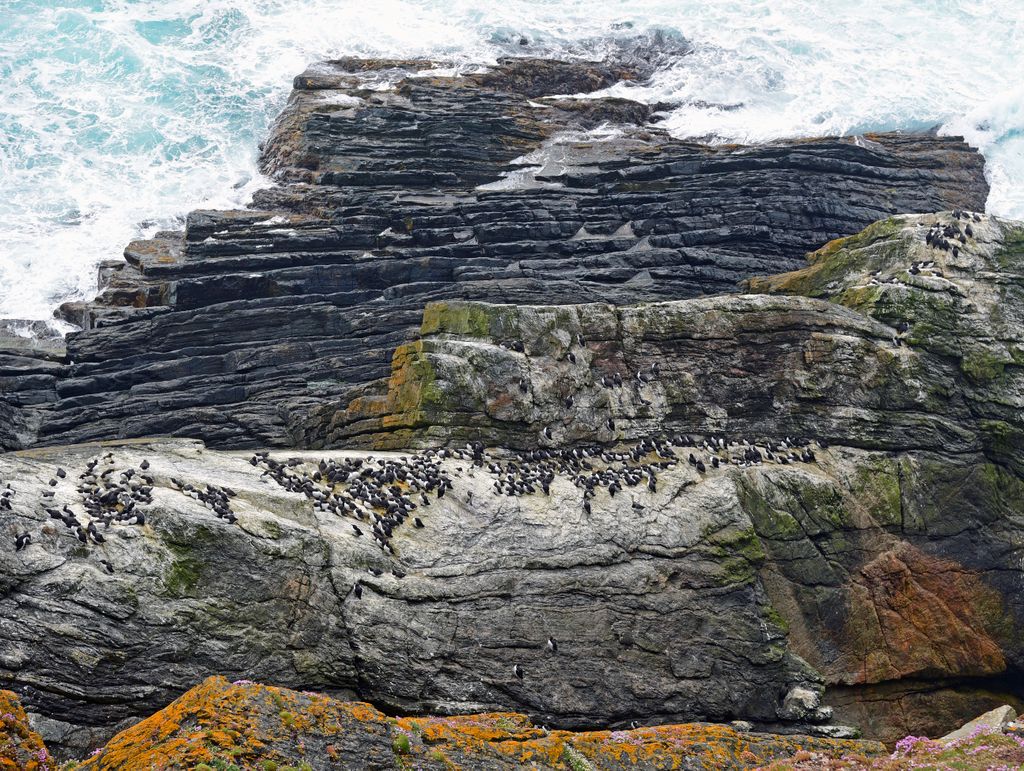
[939,704,1018,743]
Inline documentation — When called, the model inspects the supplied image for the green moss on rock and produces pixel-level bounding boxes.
[850,459,902,527]
[746,217,907,298]
[165,553,202,597]
[764,604,791,634]
[420,301,496,338]
[994,224,1024,269]
[707,527,767,585]
[960,347,1008,383]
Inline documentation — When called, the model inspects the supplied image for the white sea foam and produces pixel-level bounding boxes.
[1,0,1021,325]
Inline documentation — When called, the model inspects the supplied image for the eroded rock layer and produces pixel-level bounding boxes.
[0,57,987,451]
[1,437,833,758]
[308,212,1024,739]
[327,213,1024,470]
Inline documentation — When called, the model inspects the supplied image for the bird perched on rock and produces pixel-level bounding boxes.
[513,664,524,680]
[15,533,31,551]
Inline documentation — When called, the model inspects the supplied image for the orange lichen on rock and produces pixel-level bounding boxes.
[72,678,886,770]
[77,676,394,770]
[398,711,883,770]
[0,689,52,771]
[564,723,883,771]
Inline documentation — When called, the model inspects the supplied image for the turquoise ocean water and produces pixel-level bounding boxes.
[1,0,1021,326]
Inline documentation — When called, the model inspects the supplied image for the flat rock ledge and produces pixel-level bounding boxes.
[1,426,1021,756]
[5,677,886,770]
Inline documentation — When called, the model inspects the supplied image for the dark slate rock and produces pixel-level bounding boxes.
[0,57,988,450]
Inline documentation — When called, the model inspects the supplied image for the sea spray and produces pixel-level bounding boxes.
[1,0,1021,324]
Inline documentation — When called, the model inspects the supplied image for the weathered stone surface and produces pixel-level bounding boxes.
[0,331,64,452]
[747,212,1024,476]
[323,214,1022,472]
[302,213,1024,741]
[0,57,988,451]
[0,54,1018,761]
[76,676,885,770]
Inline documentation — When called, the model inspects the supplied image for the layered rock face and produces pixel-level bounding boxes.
[0,57,987,450]
[328,212,1024,465]
[324,211,1024,739]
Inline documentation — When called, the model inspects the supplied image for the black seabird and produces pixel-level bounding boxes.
[513,664,524,680]
[547,637,558,653]
[87,522,105,544]
[15,533,31,551]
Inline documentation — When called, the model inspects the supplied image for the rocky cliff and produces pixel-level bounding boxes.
[3,210,1024,750]
[0,54,1020,764]
[0,57,987,451]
